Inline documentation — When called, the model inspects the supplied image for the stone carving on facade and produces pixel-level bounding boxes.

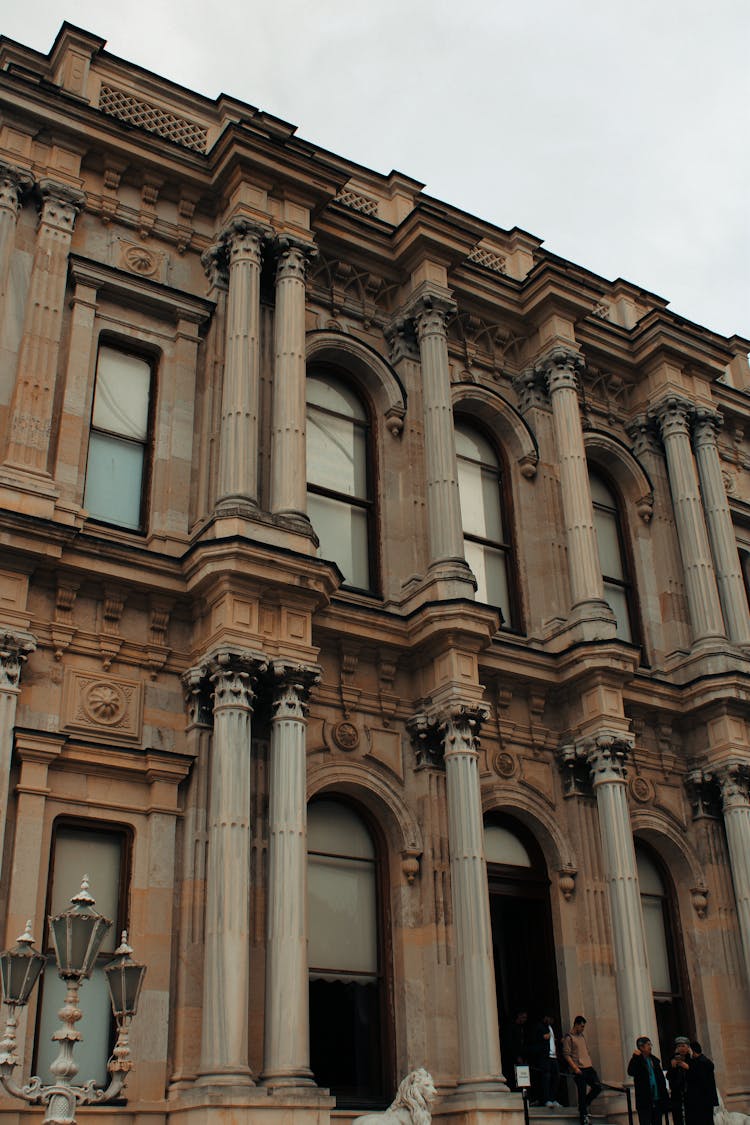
[338,641,361,719]
[559,732,632,793]
[353,1068,437,1125]
[146,597,172,680]
[377,653,399,727]
[447,311,526,380]
[558,868,577,901]
[0,162,34,216]
[122,242,159,277]
[51,581,78,662]
[0,630,37,691]
[407,712,444,769]
[493,751,517,779]
[384,315,420,365]
[440,703,490,759]
[400,851,421,885]
[648,393,695,443]
[713,761,750,810]
[581,365,633,426]
[63,670,143,742]
[626,414,662,460]
[690,885,710,919]
[270,660,320,722]
[629,774,655,804]
[37,178,86,232]
[182,665,213,728]
[684,768,722,820]
[310,251,398,329]
[332,720,360,751]
[99,586,127,670]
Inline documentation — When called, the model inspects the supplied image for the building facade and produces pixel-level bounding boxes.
[0,21,749,1125]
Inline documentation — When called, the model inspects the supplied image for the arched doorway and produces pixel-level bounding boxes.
[484,815,560,1087]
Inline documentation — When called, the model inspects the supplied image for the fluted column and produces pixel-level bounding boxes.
[650,396,725,644]
[442,705,506,1092]
[198,649,267,1086]
[4,180,84,474]
[262,661,320,1087]
[210,218,267,513]
[270,237,315,522]
[692,409,750,645]
[536,347,606,613]
[0,630,36,881]
[715,762,750,987]
[409,292,468,571]
[577,735,657,1050]
[0,163,33,303]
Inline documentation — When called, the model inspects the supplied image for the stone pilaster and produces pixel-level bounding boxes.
[270,237,316,524]
[262,661,320,1088]
[207,218,268,514]
[194,649,267,1087]
[0,630,36,881]
[407,290,472,581]
[714,762,750,987]
[692,408,750,646]
[564,733,658,1052]
[533,346,609,620]
[4,180,85,474]
[441,704,506,1093]
[0,163,33,302]
[650,396,726,645]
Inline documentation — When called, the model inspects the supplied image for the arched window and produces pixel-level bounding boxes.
[307,798,388,1107]
[306,371,374,592]
[455,420,515,626]
[590,469,636,642]
[636,842,691,1058]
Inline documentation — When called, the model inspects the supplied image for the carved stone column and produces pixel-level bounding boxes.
[0,630,36,880]
[714,762,750,986]
[534,347,608,617]
[566,734,658,1051]
[262,661,320,1088]
[197,649,267,1086]
[4,180,85,474]
[0,162,33,302]
[442,705,506,1093]
[409,291,471,576]
[692,409,750,646]
[211,218,268,513]
[650,396,726,645]
[270,237,316,524]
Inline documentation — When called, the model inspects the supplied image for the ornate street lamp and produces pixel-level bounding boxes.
[0,876,147,1124]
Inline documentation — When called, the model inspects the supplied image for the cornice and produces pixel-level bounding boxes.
[69,254,215,323]
[631,308,734,377]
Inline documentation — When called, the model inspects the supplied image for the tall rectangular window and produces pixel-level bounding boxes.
[35,824,128,1086]
[83,345,153,530]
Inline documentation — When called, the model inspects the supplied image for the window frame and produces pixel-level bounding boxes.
[454,414,520,630]
[306,365,379,596]
[589,465,641,646]
[83,337,157,534]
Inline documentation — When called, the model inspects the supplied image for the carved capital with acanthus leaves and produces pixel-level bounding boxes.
[0,162,34,217]
[0,630,37,692]
[440,703,490,760]
[684,768,722,820]
[273,234,317,284]
[534,345,585,396]
[691,406,723,450]
[270,660,321,722]
[712,760,750,811]
[37,179,85,233]
[559,731,633,791]
[648,394,694,442]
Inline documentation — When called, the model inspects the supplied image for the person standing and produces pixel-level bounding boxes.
[668,1037,691,1125]
[563,1015,602,1125]
[685,1042,718,1125]
[532,1013,561,1107]
[627,1036,668,1125]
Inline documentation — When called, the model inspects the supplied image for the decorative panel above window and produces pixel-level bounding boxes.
[83,345,153,531]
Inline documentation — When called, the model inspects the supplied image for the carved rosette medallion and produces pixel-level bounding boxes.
[63,671,142,743]
[82,680,127,725]
[332,720,360,751]
[629,775,654,804]
[493,751,517,779]
[123,244,158,276]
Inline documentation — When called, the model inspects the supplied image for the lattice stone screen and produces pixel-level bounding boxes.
[99,85,208,153]
[467,244,508,275]
[334,188,379,217]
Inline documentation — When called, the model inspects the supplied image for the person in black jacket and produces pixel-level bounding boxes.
[627,1037,669,1125]
[685,1042,718,1125]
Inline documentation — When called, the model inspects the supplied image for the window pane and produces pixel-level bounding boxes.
[36,964,112,1085]
[307,374,366,421]
[590,473,616,508]
[605,581,632,642]
[84,432,145,530]
[465,540,509,616]
[641,896,672,994]
[308,854,377,975]
[455,423,498,466]
[637,848,666,896]
[458,459,503,541]
[484,824,532,867]
[307,407,367,497]
[308,492,370,589]
[92,348,150,440]
[309,800,375,860]
[51,829,122,953]
[594,507,625,580]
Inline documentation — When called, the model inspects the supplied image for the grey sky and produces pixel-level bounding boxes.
[4,0,749,340]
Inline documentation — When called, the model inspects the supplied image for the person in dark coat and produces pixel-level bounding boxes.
[627,1036,669,1125]
[685,1041,718,1125]
[668,1037,692,1125]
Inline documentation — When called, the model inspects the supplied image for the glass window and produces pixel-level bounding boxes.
[84,345,153,531]
[306,371,373,591]
[484,824,533,868]
[35,824,128,1086]
[308,799,386,1107]
[590,470,635,642]
[455,420,515,625]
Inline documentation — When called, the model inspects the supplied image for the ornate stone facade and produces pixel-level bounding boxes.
[0,22,749,1125]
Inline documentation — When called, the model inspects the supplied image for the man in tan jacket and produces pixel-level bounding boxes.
[563,1016,602,1125]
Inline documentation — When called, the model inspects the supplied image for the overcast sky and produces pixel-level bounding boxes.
[4,1,749,340]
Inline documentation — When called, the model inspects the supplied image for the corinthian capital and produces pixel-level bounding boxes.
[270,660,321,721]
[201,240,229,289]
[440,703,490,759]
[648,394,694,441]
[534,345,585,395]
[712,760,750,810]
[513,367,549,413]
[0,629,37,691]
[222,216,270,265]
[692,407,723,449]
[38,179,85,232]
[274,235,317,283]
[574,731,633,784]
[203,648,269,714]
[0,162,34,216]
[402,288,457,343]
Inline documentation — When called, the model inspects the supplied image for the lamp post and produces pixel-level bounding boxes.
[0,875,147,1124]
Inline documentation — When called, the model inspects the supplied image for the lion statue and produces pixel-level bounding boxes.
[353,1069,437,1125]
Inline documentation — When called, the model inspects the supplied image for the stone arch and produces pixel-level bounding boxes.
[630,808,706,894]
[481,781,578,876]
[307,760,424,863]
[452,383,539,478]
[306,330,407,436]
[584,428,655,522]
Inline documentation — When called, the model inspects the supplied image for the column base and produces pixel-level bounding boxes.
[543,598,618,649]
[195,1066,256,1089]
[261,1067,317,1090]
[434,1085,522,1125]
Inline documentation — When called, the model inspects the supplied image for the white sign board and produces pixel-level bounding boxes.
[515,1065,531,1089]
